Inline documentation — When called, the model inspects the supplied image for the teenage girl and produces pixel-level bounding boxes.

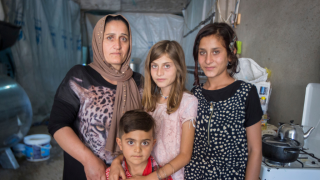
[184,23,262,180]
[109,40,198,180]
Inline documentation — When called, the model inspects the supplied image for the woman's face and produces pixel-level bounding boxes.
[150,55,177,93]
[103,20,129,71]
[198,35,230,79]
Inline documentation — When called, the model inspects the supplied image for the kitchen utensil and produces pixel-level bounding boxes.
[278,120,315,147]
[262,135,301,163]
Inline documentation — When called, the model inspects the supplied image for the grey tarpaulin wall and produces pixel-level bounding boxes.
[2,0,81,122]
[182,0,216,90]
[85,12,184,76]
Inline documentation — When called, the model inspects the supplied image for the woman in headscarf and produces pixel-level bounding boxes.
[48,15,142,180]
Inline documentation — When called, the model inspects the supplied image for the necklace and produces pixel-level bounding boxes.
[160,90,168,99]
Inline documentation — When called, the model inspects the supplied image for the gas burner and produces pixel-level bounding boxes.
[301,149,320,162]
[305,160,320,167]
[264,159,287,167]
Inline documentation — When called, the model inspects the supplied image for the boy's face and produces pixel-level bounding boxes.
[116,129,156,166]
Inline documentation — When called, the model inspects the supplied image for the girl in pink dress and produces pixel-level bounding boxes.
[109,40,198,180]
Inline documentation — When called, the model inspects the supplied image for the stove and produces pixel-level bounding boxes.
[260,149,320,180]
[259,83,320,180]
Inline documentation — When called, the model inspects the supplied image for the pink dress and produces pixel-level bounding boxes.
[149,92,198,180]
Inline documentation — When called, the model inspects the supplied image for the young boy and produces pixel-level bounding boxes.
[106,109,172,180]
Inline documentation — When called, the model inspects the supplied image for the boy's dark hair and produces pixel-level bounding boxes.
[119,109,156,138]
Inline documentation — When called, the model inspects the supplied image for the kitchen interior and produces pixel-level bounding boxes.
[0,0,320,180]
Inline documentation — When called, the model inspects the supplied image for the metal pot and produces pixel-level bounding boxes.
[262,135,301,163]
[278,120,315,147]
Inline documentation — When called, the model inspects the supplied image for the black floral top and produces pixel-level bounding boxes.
[184,81,262,180]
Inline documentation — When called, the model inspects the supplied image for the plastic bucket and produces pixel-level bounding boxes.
[12,143,26,158]
[23,134,51,162]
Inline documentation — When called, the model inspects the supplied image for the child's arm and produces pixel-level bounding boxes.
[109,154,126,180]
[245,121,262,180]
[159,121,196,177]
[130,121,196,180]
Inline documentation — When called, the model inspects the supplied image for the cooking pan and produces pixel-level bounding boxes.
[262,135,301,163]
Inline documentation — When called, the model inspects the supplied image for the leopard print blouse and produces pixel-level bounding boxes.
[49,65,142,166]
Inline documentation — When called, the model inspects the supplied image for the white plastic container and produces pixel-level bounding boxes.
[23,134,51,162]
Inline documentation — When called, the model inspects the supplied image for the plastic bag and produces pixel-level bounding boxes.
[234,58,268,83]
[234,58,271,114]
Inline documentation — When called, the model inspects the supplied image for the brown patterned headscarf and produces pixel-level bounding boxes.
[89,14,142,153]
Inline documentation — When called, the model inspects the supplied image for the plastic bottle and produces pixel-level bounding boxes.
[260,96,266,105]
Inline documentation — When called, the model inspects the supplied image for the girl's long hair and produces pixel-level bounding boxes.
[142,40,188,114]
[193,23,239,86]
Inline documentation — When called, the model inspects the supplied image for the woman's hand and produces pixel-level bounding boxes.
[109,155,126,180]
[83,155,107,180]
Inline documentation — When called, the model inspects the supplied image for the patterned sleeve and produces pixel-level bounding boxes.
[179,94,198,125]
[105,167,110,180]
